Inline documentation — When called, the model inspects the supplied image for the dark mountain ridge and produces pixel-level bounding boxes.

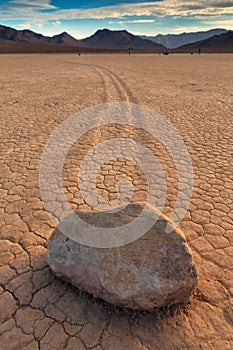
[82,28,165,50]
[141,28,228,49]
[174,31,233,53]
[0,24,87,47]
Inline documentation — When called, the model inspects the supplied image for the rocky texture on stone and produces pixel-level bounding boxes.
[47,203,198,310]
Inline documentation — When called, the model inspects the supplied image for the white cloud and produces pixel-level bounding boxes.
[108,19,155,24]
[0,0,233,22]
[8,0,56,9]
[52,20,61,25]
[127,19,155,23]
[18,21,32,29]
[43,1,233,20]
[203,18,233,29]
[165,25,213,33]
[16,20,46,32]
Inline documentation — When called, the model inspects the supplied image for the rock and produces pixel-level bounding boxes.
[47,203,198,310]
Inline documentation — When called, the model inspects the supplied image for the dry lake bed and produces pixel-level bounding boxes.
[0,53,232,349]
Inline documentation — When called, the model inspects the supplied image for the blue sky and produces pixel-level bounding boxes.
[0,0,232,38]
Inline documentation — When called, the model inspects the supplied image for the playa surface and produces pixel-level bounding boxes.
[0,53,232,349]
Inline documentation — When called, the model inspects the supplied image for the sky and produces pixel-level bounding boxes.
[0,0,232,38]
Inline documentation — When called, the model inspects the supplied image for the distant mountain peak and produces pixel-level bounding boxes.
[141,28,228,49]
[0,24,87,47]
[59,31,69,36]
[174,30,233,53]
[82,28,165,50]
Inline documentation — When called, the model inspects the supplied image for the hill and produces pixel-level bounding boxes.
[141,29,227,49]
[82,29,165,50]
[0,24,87,47]
[174,31,233,53]
[47,32,87,47]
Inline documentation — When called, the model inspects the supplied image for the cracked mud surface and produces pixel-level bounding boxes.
[0,54,232,349]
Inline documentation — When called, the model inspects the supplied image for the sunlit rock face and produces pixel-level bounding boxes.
[48,203,198,310]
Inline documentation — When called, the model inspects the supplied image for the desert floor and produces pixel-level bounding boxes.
[0,53,232,350]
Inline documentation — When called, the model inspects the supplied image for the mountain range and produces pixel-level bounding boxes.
[0,25,87,47]
[0,25,164,51]
[174,31,233,53]
[141,28,227,49]
[82,29,164,50]
[0,24,232,53]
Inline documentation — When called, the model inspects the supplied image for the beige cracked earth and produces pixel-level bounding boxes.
[0,53,232,350]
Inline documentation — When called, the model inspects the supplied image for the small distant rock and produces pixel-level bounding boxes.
[47,203,198,310]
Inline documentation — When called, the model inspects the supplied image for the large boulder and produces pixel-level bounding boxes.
[47,203,198,310]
